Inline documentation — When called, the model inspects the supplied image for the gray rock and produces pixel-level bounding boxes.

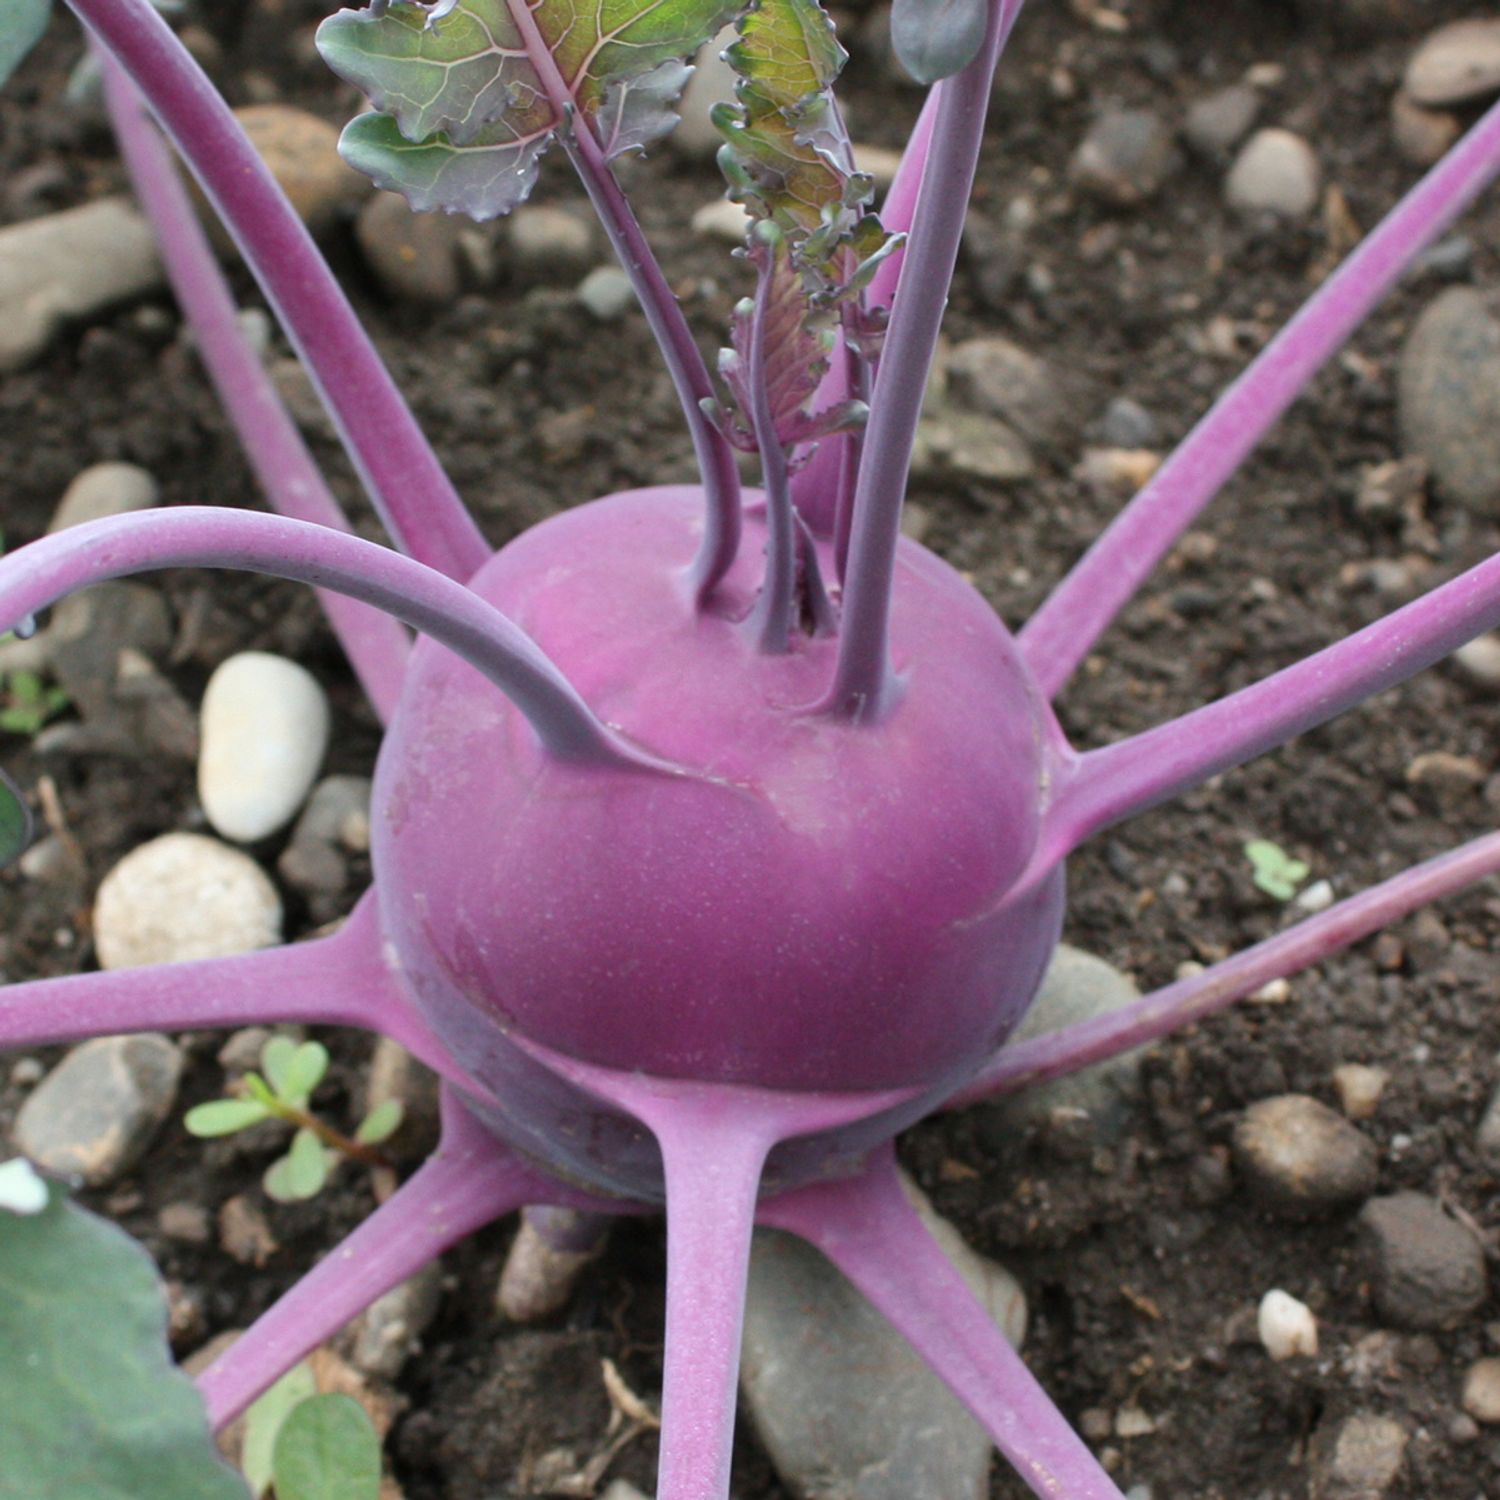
[977,945,1144,1150]
[0,198,164,372]
[1405,19,1500,107]
[1359,1191,1488,1330]
[910,410,1034,486]
[1097,396,1160,450]
[278,775,372,905]
[1225,129,1321,219]
[1462,1358,1500,1424]
[692,197,751,244]
[741,1185,1024,1500]
[355,191,466,305]
[346,1263,445,1379]
[1391,92,1461,169]
[48,581,172,722]
[1183,85,1260,158]
[12,1034,183,1187]
[1476,1082,1500,1171]
[507,206,597,286]
[945,336,1076,454]
[231,105,369,237]
[1069,107,1181,208]
[93,832,283,970]
[1310,1413,1408,1500]
[673,30,738,159]
[1398,287,1500,516]
[1233,1095,1377,1218]
[365,1036,441,1161]
[577,266,635,322]
[48,462,159,534]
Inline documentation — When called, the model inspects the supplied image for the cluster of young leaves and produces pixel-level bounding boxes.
[186,1036,402,1203]
[1244,838,1311,902]
[316,0,742,220]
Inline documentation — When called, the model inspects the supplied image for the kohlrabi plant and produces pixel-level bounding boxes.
[5,0,1500,1496]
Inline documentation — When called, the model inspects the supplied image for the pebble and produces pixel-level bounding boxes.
[599,1484,649,1500]
[355,191,466,304]
[93,832,283,970]
[1405,749,1487,804]
[945,336,1076,454]
[1232,1095,1377,1218]
[1390,92,1461,169]
[497,1207,610,1322]
[576,266,635,322]
[691,196,751,244]
[1310,1413,1408,1500]
[233,105,369,236]
[1224,129,1321,219]
[507,205,597,285]
[673,29,738,158]
[48,462,159,534]
[1463,1358,1500,1424]
[1404,19,1500,107]
[11,1034,182,1187]
[910,410,1034,486]
[1295,879,1335,913]
[1075,447,1161,500]
[1183,84,1260,157]
[852,142,903,191]
[1258,1289,1319,1360]
[346,1263,445,1380]
[47,580,171,722]
[1359,1191,1488,1330]
[218,1194,279,1267]
[158,1201,213,1246]
[1454,634,1500,688]
[198,652,331,843]
[1398,287,1500,515]
[976,945,1144,1150]
[1475,1083,1500,1173]
[365,1037,441,1161]
[741,1178,1025,1500]
[217,1026,275,1075]
[0,197,164,372]
[1097,396,1159,450]
[1331,1063,1389,1120]
[278,774,372,907]
[1069,107,1182,207]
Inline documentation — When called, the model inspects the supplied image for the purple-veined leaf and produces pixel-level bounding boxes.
[597,57,694,159]
[0,0,51,91]
[889,0,986,85]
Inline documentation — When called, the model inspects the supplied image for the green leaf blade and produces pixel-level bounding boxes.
[272,1393,382,1500]
[242,1362,318,1497]
[185,1098,273,1138]
[0,766,31,867]
[0,0,52,92]
[355,1099,405,1146]
[889,0,986,85]
[264,1128,332,1203]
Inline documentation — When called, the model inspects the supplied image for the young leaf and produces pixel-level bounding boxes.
[184,1097,274,1137]
[260,1035,300,1096]
[354,1098,404,1146]
[262,1036,329,1106]
[1245,838,1310,902]
[264,1127,332,1202]
[0,1181,247,1499]
[272,1393,382,1500]
[0,0,51,92]
[318,0,740,219]
[889,0,987,85]
[243,1071,279,1110]
[0,765,30,867]
[242,1361,318,1498]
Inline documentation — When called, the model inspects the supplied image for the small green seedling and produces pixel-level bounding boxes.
[185,1035,403,1203]
[1244,838,1311,902]
[243,1364,382,1500]
[0,667,69,736]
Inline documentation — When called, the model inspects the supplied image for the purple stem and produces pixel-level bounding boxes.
[953,826,1500,1108]
[1037,544,1500,868]
[96,52,411,724]
[822,0,1026,721]
[197,1090,625,1427]
[67,0,490,583]
[0,509,648,770]
[0,892,464,1089]
[746,272,796,652]
[761,1147,1127,1500]
[1020,92,1500,699]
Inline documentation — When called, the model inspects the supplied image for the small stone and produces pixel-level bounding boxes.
[355,191,466,304]
[218,1194,279,1267]
[498,1207,611,1323]
[1183,84,1260,157]
[1097,396,1159,449]
[852,142,902,190]
[11,1035,183,1187]
[48,462,159,534]
[1310,1413,1408,1500]
[270,358,337,440]
[278,775,371,904]
[1405,749,1487,804]
[1464,1358,1500,1423]
[507,206,597,285]
[1475,1084,1500,1173]
[48,581,172,722]
[218,1027,275,1075]
[1332,1064,1389,1120]
[347,1263,445,1379]
[233,105,369,236]
[691,197,751,244]
[1398,287,1500,516]
[1076,447,1161,500]
[365,1037,441,1161]
[1359,1192,1488,1330]
[673,30,738,158]
[1069,107,1182,207]
[1454,635,1500,689]
[199,652,331,843]
[1391,92,1462,169]
[1295,879,1335,913]
[599,1483,649,1500]
[946,336,1076,454]
[1248,977,1292,1005]
[93,832,282,970]
[1354,455,1428,519]
[1225,129,1321,219]
[159,1201,213,1246]
[576,266,635,322]
[1405,19,1500,107]
[9,1057,45,1088]
[0,198,164,372]
[911,410,1035,485]
[165,1280,208,1353]
[1233,1095,1377,1218]
[1258,1289,1319,1360]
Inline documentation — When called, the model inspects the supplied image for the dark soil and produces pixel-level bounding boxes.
[4,1,1500,1498]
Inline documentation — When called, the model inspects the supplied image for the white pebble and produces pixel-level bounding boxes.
[1258,1289,1318,1360]
[692,197,751,244]
[1463,1358,1500,1423]
[198,652,330,843]
[94,832,282,969]
[1332,1063,1389,1121]
[1455,633,1500,688]
[576,266,634,322]
[1225,128,1321,219]
[48,461,159,533]
[1248,977,1292,1005]
[1295,879,1335,913]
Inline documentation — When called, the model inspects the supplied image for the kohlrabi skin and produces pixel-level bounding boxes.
[7,0,1500,1496]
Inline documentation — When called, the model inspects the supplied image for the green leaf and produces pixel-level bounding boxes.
[354,1099,404,1146]
[243,1072,279,1110]
[264,1129,331,1203]
[0,766,31,867]
[1244,838,1310,902]
[262,1037,328,1106]
[0,0,51,92]
[318,0,740,217]
[726,0,842,114]
[0,1181,248,1500]
[272,1394,382,1500]
[241,1362,317,1497]
[185,1098,274,1137]
[889,0,986,85]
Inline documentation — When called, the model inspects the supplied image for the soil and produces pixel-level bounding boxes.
[4,1,1500,1498]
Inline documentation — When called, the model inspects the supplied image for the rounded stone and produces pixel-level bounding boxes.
[48,461,159,534]
[94,832,283,970]
[1233,1094,1377,1217]
[576,266,634,323]
[1310,1413,1408,1500]
[1259,1289,1319,1360]
[1183,84,1259,158]
[1069,107,1182,207]
[198,651,331,843]
[1391,92,1461,169]
[506,205,596,285]
[1405,19,1500,107]
[232,105,369,235]
[355,191,465,305]
[1463,1358,1500,1424]
[1225,129,1321,219]
[1358,1191,1488,1330]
